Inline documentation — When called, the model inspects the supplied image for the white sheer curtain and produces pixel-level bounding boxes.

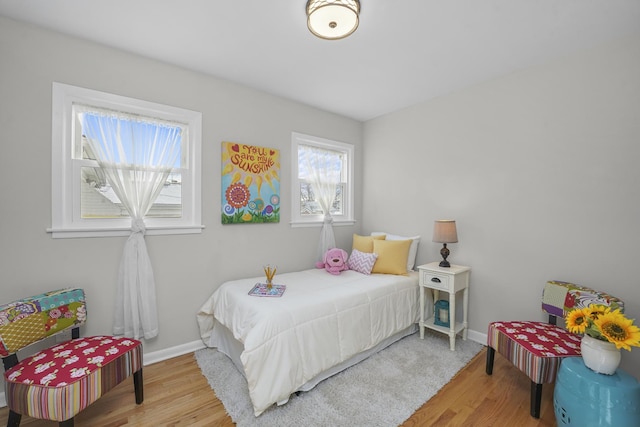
[81,109,182,340]
[300,145,341,261]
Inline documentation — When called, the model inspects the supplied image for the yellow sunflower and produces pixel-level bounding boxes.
[593,310,640,351]
[565,307,590,334]
[586,304,610,320]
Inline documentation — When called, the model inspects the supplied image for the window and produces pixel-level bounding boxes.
[50,83,203,238]
[291,132,354,226]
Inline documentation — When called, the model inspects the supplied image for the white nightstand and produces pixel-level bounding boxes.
[417,262,471,351]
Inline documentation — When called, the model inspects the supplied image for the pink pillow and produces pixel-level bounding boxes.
[348,249,378,275]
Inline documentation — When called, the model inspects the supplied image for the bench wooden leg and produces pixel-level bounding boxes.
[7,410,21,427]
[485,346,495,375]
[530,381,542,418]
[134,368,144,404]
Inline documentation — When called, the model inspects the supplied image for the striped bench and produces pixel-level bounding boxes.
[1,288,143,426]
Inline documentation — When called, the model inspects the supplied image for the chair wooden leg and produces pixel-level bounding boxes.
[530,381,542,418]
[485,346,495,375]
[134,368,144,404]
[59,418,74,427]
[7,410,21,427]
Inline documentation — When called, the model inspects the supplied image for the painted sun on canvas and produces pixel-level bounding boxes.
[221,142,280,224]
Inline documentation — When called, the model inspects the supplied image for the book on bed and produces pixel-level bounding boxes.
[248,283,286,297]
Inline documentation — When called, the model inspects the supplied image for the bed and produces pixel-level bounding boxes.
[197,268,420,416]
[196,233,422,416]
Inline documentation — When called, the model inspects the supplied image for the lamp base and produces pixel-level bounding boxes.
[439,243,451,268]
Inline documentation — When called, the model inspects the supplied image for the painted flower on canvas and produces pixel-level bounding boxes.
[221,142,280,224]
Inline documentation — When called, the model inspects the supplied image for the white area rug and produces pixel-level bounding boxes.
[195,331,483,426]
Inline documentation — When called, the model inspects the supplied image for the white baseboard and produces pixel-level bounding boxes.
[0,339,206,409]
[467,329,488,347]
[143,339,205,366]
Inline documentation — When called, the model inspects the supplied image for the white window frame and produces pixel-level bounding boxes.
[291,132,355,227]
[49,82,203,238]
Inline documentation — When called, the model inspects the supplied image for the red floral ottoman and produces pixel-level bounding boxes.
[1,288,143,425]
[487,321,581,383]
[4,336,142,422]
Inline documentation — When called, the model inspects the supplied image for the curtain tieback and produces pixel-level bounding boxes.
[131,218,147,235]
[323,215,334,225]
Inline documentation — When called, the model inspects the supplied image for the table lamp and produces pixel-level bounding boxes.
[433,220,458,267]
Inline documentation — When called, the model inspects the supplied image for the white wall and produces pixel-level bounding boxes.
[362,34,640,378]
[0,17,362,356]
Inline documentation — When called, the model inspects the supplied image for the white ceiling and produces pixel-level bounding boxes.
[1,0,639,121]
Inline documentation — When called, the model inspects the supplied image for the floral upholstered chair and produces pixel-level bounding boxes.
[0,288,144,426]
[485,280,623,419]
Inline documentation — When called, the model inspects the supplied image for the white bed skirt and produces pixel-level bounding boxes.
[209,319,418,405]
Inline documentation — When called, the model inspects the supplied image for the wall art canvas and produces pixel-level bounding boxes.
[221,142,280,224]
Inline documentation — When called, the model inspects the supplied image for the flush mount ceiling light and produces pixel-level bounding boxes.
[306,0,360,40]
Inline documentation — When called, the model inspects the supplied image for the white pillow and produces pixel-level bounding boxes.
[371,232,420,271]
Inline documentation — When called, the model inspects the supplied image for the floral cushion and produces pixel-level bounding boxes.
[5,336,139,386]
[4,336,142,422]
[488,320,582,384]
[489,321,581,358]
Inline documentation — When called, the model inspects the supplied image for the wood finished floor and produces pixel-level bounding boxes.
[1,346,557,426]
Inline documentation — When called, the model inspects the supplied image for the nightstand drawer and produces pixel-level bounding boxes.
[421,271,450,291]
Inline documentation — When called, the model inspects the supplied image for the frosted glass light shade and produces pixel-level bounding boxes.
[306,0,360,40]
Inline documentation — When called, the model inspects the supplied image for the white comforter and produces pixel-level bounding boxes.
[197,268,419,416]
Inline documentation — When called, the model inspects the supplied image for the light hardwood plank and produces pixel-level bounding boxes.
[1,347,557,426]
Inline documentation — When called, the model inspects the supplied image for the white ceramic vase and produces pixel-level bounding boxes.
[580,334,621,375]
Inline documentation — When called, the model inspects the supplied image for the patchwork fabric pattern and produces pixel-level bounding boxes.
[488,321,581,384]
[348,249,378,275]
[0,288,86,357]
[542,280,624,318]
[4,336,142,422]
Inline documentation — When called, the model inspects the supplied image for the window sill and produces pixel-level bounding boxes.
[47,225,205,239]
[290,219,356,228]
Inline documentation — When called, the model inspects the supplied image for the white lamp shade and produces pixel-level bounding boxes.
[307,0,360,40]
[432,220,458,243]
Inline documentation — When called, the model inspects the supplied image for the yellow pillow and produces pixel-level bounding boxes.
[352,234,386,253]
[371,239,412,275]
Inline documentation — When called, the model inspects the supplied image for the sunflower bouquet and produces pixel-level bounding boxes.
[565,304,640,351]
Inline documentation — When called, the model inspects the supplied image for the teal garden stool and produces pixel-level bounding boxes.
[554,357,640,426]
